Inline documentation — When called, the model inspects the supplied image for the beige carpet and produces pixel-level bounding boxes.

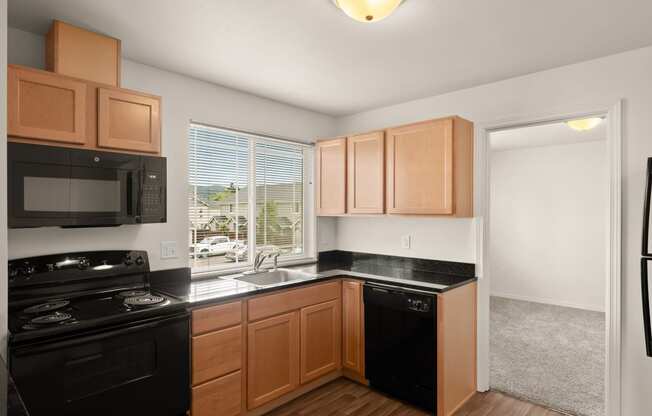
[490,296,605,416]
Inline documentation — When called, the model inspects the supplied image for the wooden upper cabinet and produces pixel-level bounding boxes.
[386,117,473,217]
[342,280,364,379]
[7,65,87,145]
[97,87,161,154]
[316,138,347,215]
[347,131,384,214]
[47,20,121,86]
[247,311,300,409]
[300,299,342,384]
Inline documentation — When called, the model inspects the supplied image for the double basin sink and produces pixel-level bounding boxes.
[231,268,319,288]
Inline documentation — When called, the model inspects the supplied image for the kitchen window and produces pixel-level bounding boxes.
[188,122,314,274]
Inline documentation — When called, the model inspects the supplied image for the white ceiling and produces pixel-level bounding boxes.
[8,0,652,116]
[490,120,606,151]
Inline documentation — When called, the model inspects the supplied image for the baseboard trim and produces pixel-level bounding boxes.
[491,292,604,313]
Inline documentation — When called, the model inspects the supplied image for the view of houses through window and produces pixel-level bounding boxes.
[188,123,306,273]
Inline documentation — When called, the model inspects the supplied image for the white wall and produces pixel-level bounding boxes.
[0,0,8,358]
[490,140,607,312]
[335,46,652,415]
[336,216,475,263]
[6,27,336,271]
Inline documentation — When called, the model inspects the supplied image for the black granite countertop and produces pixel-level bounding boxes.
[1,356,29,416]
[151,250,477,308]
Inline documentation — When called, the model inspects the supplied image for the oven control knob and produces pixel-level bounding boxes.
[9,265,20,281]
[135,256,145,266]
[24,263,35,276]
[124,255,133,266]
[78,258,90,269]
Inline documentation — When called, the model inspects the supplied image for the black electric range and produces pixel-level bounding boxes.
[7,250,190,416]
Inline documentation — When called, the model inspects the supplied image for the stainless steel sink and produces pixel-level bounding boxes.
[234,268,319,287]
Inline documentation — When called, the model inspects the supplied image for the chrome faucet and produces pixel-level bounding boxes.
[253,251,269,272]
[270,253,280,270]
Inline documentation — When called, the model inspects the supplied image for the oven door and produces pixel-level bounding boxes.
[8,143,140,228]
[9,313,190,416]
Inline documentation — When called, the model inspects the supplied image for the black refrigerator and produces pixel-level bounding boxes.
[641,158,652,357]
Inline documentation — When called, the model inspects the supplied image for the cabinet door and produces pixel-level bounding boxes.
[316,138,346,215]
[8,65,87,144]
[347,132,384,214]
[300,299,341,384]
[386,119,454,214]
[192,370,241,416]
[247,312,300,409]
[342,280,364,377]
[97,88,161,154]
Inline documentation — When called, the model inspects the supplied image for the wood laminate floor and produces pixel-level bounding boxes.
[266,378,564,416]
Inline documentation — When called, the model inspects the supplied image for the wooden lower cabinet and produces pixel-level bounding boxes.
[192,325,242,385]
[341,280,365,381]
[247,311,300,410]
[192,371,242,416]
[437,283,477,416]
[300,299,342,384]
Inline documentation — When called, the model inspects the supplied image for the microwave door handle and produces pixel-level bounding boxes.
[643,165,652,256]
[127,171,134,216]
[127,171,141,221]
[642,259,652,357]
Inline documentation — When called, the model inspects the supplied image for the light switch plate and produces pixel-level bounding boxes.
[401,235,412,249]
[161,241,178,259]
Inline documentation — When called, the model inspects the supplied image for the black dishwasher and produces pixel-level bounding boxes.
[364,282,437,412]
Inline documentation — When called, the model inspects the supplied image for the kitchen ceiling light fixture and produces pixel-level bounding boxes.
[565,117,604,132]
[333,0,404,23]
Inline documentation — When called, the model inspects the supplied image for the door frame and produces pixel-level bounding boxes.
[473,100,622,416]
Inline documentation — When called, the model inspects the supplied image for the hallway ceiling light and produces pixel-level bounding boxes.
[565,117,604,132]
[333,0,404,23]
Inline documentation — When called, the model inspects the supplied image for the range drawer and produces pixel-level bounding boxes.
[248,281,340,322]
[192,370,241,416]
[192,325,242,386]
[192,301,242,335]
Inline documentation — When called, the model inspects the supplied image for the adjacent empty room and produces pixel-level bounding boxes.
[488,119,608,416]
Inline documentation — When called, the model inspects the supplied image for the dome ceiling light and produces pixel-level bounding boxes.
[333,0,404,23]
[565,117,604,132]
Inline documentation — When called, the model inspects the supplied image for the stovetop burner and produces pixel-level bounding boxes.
[8,250,186,344]
[23,300,70,314]
[29,312,72,325]
[123,294,166,308]
[116,290,149,299]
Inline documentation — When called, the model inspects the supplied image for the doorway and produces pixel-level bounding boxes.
[474,103,622,416]
[488,120,607,416]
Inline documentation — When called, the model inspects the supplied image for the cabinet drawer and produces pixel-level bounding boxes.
[192,301,242,335]
[192,325,242,386]
[192,371,241,416]
[248,281,340,322]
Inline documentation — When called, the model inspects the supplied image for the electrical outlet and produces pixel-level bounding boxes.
[401,235,412,249]
[161,241,178,259]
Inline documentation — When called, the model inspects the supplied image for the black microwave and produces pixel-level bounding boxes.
[8,142,166,228]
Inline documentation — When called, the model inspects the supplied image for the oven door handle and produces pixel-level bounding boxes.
[642,258,652,357]
[12,312,189,356]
